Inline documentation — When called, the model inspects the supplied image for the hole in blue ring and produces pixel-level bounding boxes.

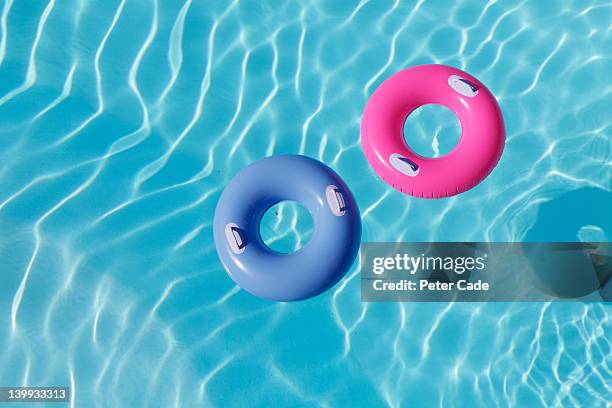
[259,200,314,254]
[403,104,462,158]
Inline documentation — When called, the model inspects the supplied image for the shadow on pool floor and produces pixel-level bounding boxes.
[525,187,611,301]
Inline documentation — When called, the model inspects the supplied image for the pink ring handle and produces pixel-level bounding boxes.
[361,64,505,198]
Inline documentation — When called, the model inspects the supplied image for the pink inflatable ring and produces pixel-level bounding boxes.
[361,64,505,198]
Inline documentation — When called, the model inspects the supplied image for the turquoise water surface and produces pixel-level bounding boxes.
[0,0,610,406]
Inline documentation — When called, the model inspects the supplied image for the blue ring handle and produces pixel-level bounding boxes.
[213,155,361,301]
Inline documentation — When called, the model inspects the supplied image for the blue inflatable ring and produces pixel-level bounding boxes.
[213,155,361,301]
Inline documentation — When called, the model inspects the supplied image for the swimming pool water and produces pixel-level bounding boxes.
[0,0,610,406]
